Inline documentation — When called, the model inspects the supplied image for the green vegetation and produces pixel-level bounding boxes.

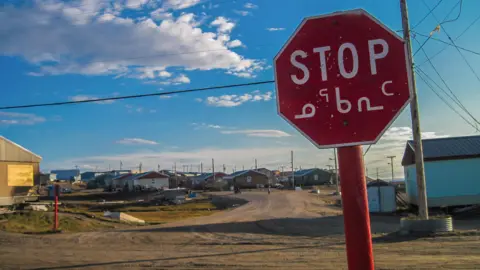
[0,212,116,233]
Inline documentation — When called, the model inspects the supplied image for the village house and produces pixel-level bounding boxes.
[224,170,269,189]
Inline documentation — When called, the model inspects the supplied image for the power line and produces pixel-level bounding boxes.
[415,70,478,131]
[363,145,372,157]
[419,0,480,85]
[411,31,480,56]
[412,0,444,29]
[412,36,480,128]
[0,80,275,110]
[412,0,462,57]
[417,13,480,67]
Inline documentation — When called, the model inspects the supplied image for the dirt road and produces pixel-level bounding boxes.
[1,190,479,269]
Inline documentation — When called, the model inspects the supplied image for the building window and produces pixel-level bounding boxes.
[314,174,318,181]
[152,179,156,184]
[247,176,252,183]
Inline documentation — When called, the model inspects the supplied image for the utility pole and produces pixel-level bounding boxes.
[108,164,111,171]
[200,162,203,174]
[291,150,294,188]
[242,165,245,171]
[212,159,215,182]
[223,164,226,173]
[376,168,379,179]
[326,164,333,170]
[401,0,429,220]
[138,163,142,173]
[120,161,123,170]
[254,159,257,170]
[333,148,339,194]
[387,156,396,181]
[174,162,177,187]
[157,164,160,172]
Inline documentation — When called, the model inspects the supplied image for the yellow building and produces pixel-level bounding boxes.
[0,136,41,205]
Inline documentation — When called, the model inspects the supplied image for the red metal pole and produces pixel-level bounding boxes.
[337,146,374,270]
[53,185,59,231]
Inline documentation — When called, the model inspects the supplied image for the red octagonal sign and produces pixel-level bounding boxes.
[275,9,412,148]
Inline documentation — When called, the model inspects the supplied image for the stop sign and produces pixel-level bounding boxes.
[275,9,412,148]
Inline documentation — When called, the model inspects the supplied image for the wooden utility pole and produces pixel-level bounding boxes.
[333,148,339,194]
[212,159,215,182]
[138,163,142,173]
[254,159,257,170]
[387,156,396,181]
[376,168,379,179]
[174,162,177,187]
[157,164,160,172]
[200,162,203,174]
[401,0,429,220]
[291,150,294,188]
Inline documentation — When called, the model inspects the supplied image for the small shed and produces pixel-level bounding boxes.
[294,168,332,186]
[224,170,269,189]
[0,136,42,205]
[402,135,480,207]
[366,180,397,213]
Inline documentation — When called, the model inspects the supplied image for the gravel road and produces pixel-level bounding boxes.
[0,190,479,269]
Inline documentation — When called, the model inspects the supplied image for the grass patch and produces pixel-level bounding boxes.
[0,212,116,233]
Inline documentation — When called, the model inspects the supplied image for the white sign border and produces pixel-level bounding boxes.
[274,8,414,149]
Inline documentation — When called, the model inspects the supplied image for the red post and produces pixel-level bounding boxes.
[53,185,59,231]
[337,146,374,270]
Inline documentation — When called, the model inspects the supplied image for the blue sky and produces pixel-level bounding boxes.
[1,0,479,179]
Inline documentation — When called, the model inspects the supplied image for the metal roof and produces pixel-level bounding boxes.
[403,135,480,165]
[224,170,267,179]
[408,135,480,159]
[294,168,318,177]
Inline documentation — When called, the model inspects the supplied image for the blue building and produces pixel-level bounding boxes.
[51,169,80,181]
[401,135,480,207]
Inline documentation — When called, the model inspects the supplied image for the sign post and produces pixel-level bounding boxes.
[274,9,412,270]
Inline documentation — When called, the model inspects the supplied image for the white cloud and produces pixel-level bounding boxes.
[0,2,262,79]
[125,0,150,10]
[46,146,306,173]
[211,16,235,33]
[221,129,291,138]
[159,94,177,99]
[191,122,224,130]
[227,40,243,48]
[244,3,258,9]
[205,91,272,107]
[233,10,251,16]
[194,98,203,102]
[363,126,449,179]
[69,95,114,104]
[116,138,159,145]
[0,112,46,125]
[162,0,201,10]
[157,74,191,85]
[266,27,285,31]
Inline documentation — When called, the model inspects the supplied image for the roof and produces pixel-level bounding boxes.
[224,170,267,180]
[113,171,169,181]
[293,168,331,177]
[51,169,80,176]
[294,168,324,177]
[402,135,480,166]
[193,172,227,181]
[0,136,42,162]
